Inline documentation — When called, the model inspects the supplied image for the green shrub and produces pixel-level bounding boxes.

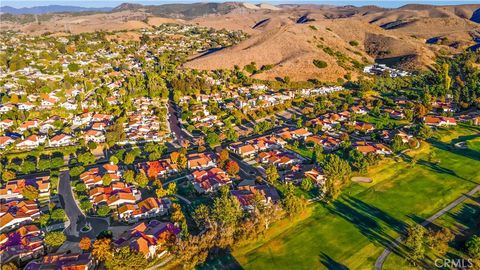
[313,59,328,69]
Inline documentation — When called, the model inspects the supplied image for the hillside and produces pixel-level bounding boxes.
[1,2,479,81]
[184,4,480,81]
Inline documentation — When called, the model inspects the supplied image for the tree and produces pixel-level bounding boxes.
[123,152,135,165]
[2,170,16,181]
[266,164,279,184]
[226,160,240,177]
[467,235,480,259]
[51,208,67,222]
[38,214,50,227]
[1,263,18,270]
[156,186,168,198]
[21,185,39,200]
[206,132,220,148]
[301,177,314,192]
[218,149,229,168]
[109,156,119,165]
[92,238,113,261]
[313,144,325,165]
[102,174,112,186]
[105,246,148,270]
[135,171,149,188]
[418,124,433,139]
[97,205,111,217]
[193,204,211,229]
[78,152,96,166]
[124,170,135,184]
[70,166,85,177]
[283,183,306,217]
[426,227,453,256]
[391,135,404,153]
[166,182,177,195]
[405,224,426,264]
[313,59,327,68]
[45,231,66,247]
[323,155,351,202]
[75,183,87,192]
[79,237,91,251]
[211,186,242,227]
[80,200,93,212]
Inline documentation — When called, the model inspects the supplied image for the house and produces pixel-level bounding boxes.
[230,143,257,158]
[0,136,15,149]
[354,141,393,156]
[0,200,40,232]
[187,152,216,170]
[18,120,39,132]
[351,105,368,115]
[352,122,375,133]
[24,252,96,270]
[137,160,178,178]
[189,167,231,193]
[278,128,312,140]
[283,164,325,185]
[107,193,137,208]
[113,220,180,258]
[92,113,113,123]
[84,129,105,143]
[118,197,172,223]
[17,103,34,111]
[0,224,44,264]
[48,134,73,147]
[16,135,42,149]
[231,185,280,211]
[0,103,14,113]
[423,116,457,126]
[0,119,14,130]
[0,177,50,201]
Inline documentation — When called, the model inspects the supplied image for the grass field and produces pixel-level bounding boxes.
[230,125,480,270]
[383,192,480,269]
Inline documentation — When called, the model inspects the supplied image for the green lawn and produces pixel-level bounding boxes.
[231,125,480,270]
[383,193,480,269]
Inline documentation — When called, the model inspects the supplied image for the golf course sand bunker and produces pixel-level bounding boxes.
[351,177,373,183]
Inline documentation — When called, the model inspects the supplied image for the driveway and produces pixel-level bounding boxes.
[58,170,108,241]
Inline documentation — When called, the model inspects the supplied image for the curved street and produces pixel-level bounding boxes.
[58,170,109,241]
[375,184,480,270]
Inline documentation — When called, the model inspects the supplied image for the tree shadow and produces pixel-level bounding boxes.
[428,138,480,162]
[319,252,349,270]
[399,153,477,185]
[327,197,407,257]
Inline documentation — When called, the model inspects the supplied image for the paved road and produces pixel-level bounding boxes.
[58,171,85,239]
[58,170,109,241]
[175,194,192,204]
[167,100,193,145]
[375,184,480,270]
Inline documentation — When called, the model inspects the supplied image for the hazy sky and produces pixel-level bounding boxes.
[2,0,479,8]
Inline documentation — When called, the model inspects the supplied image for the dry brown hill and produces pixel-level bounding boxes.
[184,4,480,82]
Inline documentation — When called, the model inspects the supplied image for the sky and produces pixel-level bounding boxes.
[2,0,479,8]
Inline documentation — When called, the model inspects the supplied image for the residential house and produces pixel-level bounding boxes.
[118,197,172,223]
[24,253,96,270]
[0,201,40,232]
[189,167,231,193]
[231,185,280,211]
[187,152,216,170]
[423,116,457,126]
[0,225,44,264]
[48,134,73,147]
[113,220,180,258]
